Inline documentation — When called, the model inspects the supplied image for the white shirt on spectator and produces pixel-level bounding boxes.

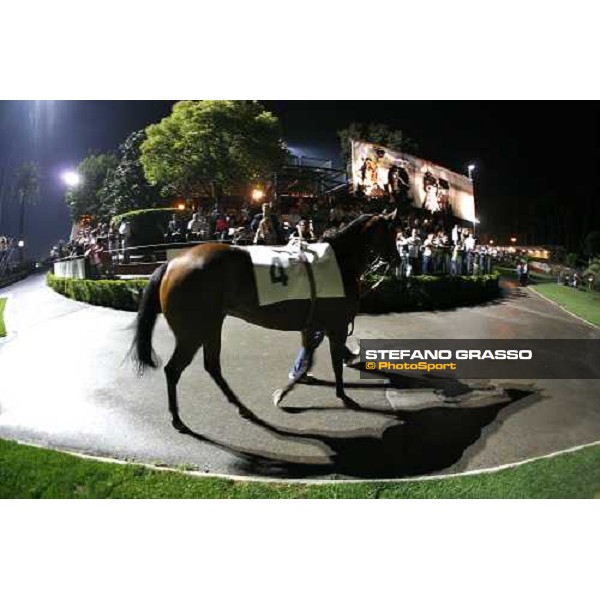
[464,234,476,251]
[119,221,130,236]
[452,225,459,244]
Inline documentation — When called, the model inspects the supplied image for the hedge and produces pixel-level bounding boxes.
[47,273,147,312]
[110,207,179,226]
[48,272,500,314]
[360,273,500,313]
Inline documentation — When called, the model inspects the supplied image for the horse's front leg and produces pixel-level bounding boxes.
[328,330,361,410]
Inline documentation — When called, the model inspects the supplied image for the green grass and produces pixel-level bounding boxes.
[533,282,600,327]
[1,437,599,498]
[0,297,6,337]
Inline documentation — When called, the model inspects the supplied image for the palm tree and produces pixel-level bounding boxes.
[13,161,41,264]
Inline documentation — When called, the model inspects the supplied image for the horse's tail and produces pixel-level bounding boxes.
[131,262,168,374]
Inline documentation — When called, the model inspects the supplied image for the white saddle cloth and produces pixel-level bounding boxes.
[242,241,345,306]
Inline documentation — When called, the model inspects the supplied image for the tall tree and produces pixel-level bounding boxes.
[64,152,118,222]
[0,162,13,231]
[140,100,287,201]
[338,122,418,166]
[13,161,40,263]
[583,231,600,259]
[101,130,162,217]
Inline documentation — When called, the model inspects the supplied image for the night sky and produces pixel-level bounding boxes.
[1,100,598,258]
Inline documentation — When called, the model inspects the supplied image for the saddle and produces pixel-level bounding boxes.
[241,241,345,307]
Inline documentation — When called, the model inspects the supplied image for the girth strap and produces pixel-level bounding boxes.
[298,249,317,330]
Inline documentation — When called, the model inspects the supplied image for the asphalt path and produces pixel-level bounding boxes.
[1,273,599,479]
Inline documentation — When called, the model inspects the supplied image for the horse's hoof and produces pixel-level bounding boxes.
[273,389,284,407]
[340,396,361,410]
[172,419,190,434]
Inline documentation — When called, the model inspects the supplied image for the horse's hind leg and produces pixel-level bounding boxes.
[165,339,202,432]
[203,319,254,421]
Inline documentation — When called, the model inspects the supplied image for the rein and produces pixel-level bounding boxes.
[359,258,391,298]
[348,258,391,337]
[296,246,390,334]
[297,247,318,331]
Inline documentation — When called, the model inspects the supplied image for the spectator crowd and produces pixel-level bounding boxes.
[395,218,496,277]
[50,225,108,279]
[161,201,496,276]
[50,198,496,279]
[159,199,365,247]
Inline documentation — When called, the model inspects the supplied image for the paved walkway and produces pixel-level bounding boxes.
[1,273,599,479]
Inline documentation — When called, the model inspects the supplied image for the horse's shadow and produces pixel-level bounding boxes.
[180,369,540,479]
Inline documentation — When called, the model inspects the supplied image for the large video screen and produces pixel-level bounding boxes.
[351,140,476,222]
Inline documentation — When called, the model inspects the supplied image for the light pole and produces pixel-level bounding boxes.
[468,165,477,236]
[18,239,25,265]
[61,170,83,243]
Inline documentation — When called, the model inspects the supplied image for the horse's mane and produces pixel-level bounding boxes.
[322,214,376,243]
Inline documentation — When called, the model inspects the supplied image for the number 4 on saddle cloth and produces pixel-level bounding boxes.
[241,242,345,306]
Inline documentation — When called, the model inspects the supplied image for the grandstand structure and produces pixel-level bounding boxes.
[275,156,348,206]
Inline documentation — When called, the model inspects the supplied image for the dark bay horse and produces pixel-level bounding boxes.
[132,212,398,432]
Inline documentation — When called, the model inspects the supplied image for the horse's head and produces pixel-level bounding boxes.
[323,211,400,275]
[360,209,400,266]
